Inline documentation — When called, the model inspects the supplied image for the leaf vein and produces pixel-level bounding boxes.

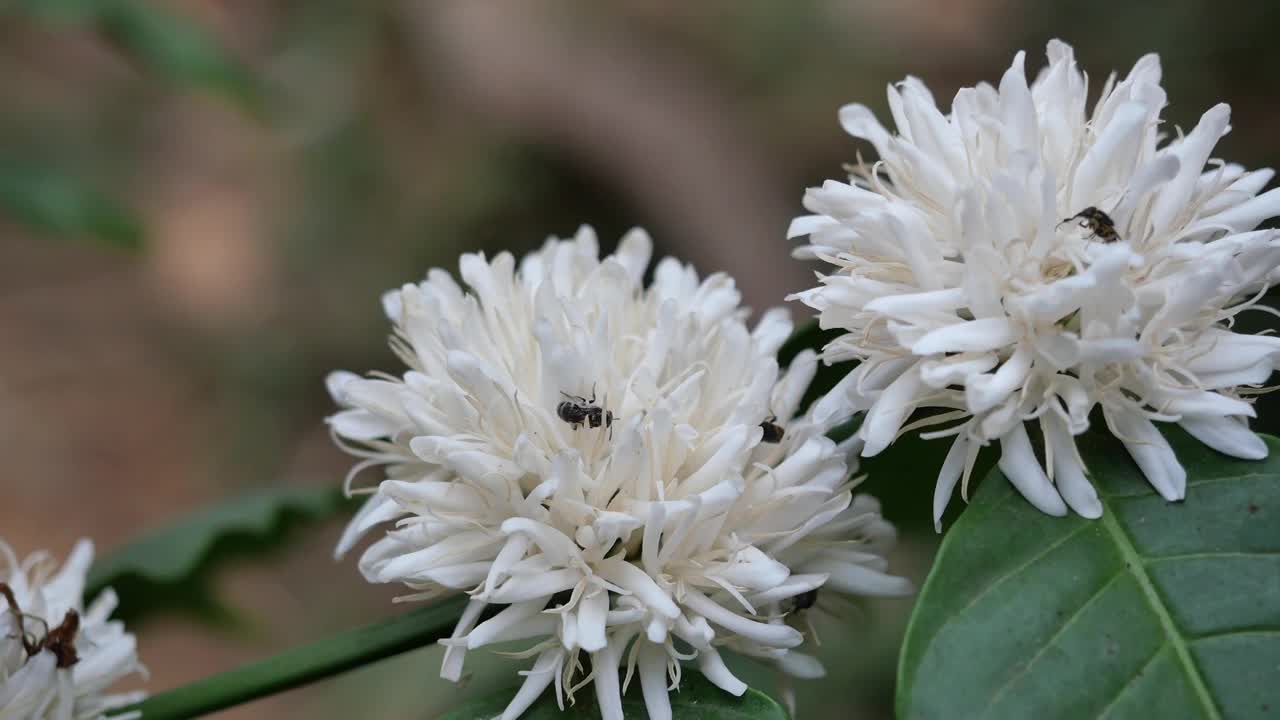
[981,569,1126,713]
[1098,497,1221,720]
[1191,628,1280,642]
[1104,471,1277,499]
[1145,551,1280,563]
[1094,644,1168,720]
[939,523,1091,630]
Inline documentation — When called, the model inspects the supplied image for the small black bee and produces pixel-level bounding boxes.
[1060,206,1120,243]
[760,416,785,444]
[791,588,819,612]
[557,384,613,433]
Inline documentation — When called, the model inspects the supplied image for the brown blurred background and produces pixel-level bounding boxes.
[2,0,1278,717]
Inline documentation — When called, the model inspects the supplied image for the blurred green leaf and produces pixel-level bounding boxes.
[98,0,259,109]
[0,162,142,249]
[87,486,356,623]
[897,428,1280,719]
[440,671,789,720]
[14,0,259,110]
[122,597,472,720]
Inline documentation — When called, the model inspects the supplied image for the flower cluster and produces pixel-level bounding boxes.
[0,539,145,719]
[790,40,1280,526]
[329,227,911,720]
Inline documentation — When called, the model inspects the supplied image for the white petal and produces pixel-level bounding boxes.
[998,51,1038,153]
[997,423,1068,516]
[774,650,826,680]
[327,409,402,440]
[864,288,967,319]
[1105,406,1187,501]
[682,590,803,648]
[612,228,653,286]
[335,493,405,560]
[576,589,609,653]
[593,556,680,617]
[812,558,914,596]
[440,599,487,682]
[325,370,361,404]
[591,640,626,720]
[500,651,561,720]
[698,647,748,696]
[1188,186,1280,236]
[839,103,893,158]
[1180,416,1268,460]
[859,363,924,457]
[466,601,546,649]
[1149,104,1231,235]
[919,353,999,388]
[965,345,1032,414]
[638,642,673,720]
[486,568,580,604]
[1041,413,1101,519]
[933,435,971,532]
[912,318,1018,355]
[1070,102,1148,207]
[788,214,838,239]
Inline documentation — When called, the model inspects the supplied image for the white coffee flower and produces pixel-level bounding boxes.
[329,227,911,720]
[790,40,1280,527]
[721,489,903,717]
[0,539,146,719]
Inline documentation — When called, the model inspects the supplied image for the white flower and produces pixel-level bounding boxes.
[0,539,146,719]
[790,40,1280,526]
[329,227,910,720]
[720,490,904,717]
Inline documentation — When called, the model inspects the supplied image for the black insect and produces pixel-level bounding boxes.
[1059,206,1120,243]
[557,384,614,434]
[791,589,819,613]
[760,416,785,444]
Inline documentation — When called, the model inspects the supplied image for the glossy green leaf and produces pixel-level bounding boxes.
[87,486,355,623]
[440,671,789,720]
[0,163,142,249]
[898,428,1280,720]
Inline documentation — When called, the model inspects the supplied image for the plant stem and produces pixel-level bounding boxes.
[119,597,468,719]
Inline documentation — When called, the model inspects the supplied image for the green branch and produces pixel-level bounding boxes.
[119,597,469,719]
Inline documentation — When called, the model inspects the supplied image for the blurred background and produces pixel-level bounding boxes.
[3,0,1279,717]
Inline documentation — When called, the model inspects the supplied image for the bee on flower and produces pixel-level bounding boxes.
[790,40,1280,527]
[327,227,911,720]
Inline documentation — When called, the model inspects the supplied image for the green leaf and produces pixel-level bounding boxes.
[0,163,142,249]
[12,0,259,110]
[897,428,1280,720]
[440,671,789,720]
[120,596,472,720]
[97,0,260,109]
[87,486,355,623]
